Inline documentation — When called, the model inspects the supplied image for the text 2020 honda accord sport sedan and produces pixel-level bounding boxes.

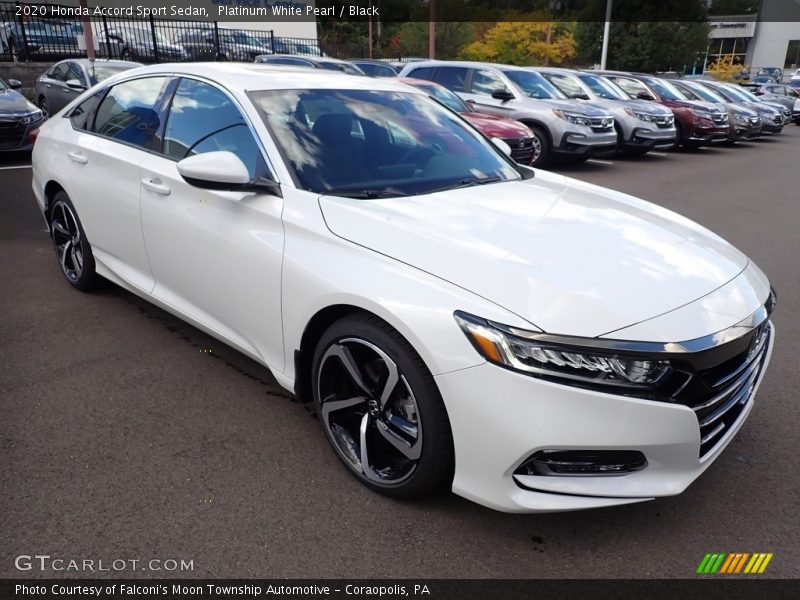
[31,64,775,513]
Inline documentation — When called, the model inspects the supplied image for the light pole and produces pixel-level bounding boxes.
[600,0,612,70]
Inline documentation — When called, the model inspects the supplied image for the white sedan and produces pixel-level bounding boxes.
[31,63,775,513]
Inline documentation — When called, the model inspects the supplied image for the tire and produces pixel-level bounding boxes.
[38,96,49,117]
[49,191,100,291]
[528,125,550,167]
[216,53,229,61]
[311,313,454,498]
[120,48,130,60]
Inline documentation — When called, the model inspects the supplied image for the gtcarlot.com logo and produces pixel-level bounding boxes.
[696,552,773,574]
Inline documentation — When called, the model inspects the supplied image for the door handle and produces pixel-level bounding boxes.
[46,83,52,88]
[141,177,171,196]
[67,151,88,165]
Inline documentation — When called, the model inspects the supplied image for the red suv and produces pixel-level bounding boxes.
[598,72,730,148]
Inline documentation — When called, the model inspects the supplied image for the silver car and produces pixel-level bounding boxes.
[34,59,141,116]
[398,60,617,166]
[532,67,676,154]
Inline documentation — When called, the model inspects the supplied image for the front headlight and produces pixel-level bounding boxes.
[552,109,591,126]
[454,311,670,388]
[734,113,749,123]
[623,108,656,122]
[21,109,43,124]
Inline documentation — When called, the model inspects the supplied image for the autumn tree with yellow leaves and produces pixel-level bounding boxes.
[460,21,577,67]
[705,54,748,82]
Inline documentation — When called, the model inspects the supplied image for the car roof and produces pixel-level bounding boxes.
[104,62,422,93]
[400,60,535,73]
[71,58,142,68]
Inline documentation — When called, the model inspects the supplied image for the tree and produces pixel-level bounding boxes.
[460,21,577,66]
[395,21,475,59]
[576,20,709,72]
[705,53,746,81]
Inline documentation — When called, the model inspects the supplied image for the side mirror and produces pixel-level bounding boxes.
[491,137,512,157]
[569,92,590,100]
[66,79,86,90]
[636,91,655,101]
[754,90,764,95]
[8,79,22,89]
[177,151,282,196]
[491,88,515,102]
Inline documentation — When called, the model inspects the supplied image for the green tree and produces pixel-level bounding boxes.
[461,21,577,66]
[395,22,475,60]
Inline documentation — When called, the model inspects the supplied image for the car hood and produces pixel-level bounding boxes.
[527,97,611,116]
[318,171,748,338]
[0,89,33,113]
[614,98,674,114]
[461,111,533,138]
[667,98,726,114]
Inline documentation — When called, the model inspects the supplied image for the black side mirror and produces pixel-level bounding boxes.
[8,79,22,89]
[66,79,86,91]
[569,92,590,100]
[491,88,515,102]
[636,91,655,101]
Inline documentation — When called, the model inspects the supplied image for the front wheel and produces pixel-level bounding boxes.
[528,126,550,167]
[49,192,100,291]
[312,313,454,498]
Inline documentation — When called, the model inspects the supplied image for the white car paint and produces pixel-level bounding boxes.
[31,63,774,512]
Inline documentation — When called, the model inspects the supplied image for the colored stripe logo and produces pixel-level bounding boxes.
[696,552,773,574]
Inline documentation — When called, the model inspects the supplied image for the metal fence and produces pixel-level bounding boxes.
[0,1,322,63]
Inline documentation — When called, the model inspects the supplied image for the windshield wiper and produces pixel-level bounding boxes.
[425,175,504,194]
[325,189,406,199]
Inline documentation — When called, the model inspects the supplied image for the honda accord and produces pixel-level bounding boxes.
[31,64,775,512]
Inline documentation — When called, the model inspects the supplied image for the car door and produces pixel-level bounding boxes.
[41,62,71,114]
[138,77,285,369]
[459,68,518,118]
[56,61,87,110]
[62,75,170,293]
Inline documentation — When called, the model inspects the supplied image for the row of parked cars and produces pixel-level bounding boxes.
[2,54,799,161]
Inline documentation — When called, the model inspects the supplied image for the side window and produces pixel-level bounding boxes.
[547,74,583,97]
[163,78,263,179]
[615,77,648,97]
[470,69,506,96]
[92,77,167,149]
[68,62,87,87]
[49,63,70,82]
[406,66,436,81]
[69,89,104,130]
[434,67,469,92]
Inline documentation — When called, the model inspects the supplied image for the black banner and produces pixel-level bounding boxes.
[2,580,799,600]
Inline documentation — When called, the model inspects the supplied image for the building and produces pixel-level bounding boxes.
[706,15,800,75]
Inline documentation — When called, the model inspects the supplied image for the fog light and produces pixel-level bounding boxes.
[515,450,647,477]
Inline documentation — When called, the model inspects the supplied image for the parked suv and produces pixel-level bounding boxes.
[599,72,729,148]
[532,67,676,154]
[741,83,798,112]
[1,19,82,61]
[398,61,616,166]
[693,81,786,135]
[672,80,762,142]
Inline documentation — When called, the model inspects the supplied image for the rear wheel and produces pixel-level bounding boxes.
[49,192,100,291]
[312,313,454,498]
[38,96,49,117]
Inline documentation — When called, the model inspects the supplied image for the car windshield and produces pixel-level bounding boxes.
[248,89,520,197]
[684,83,725,103]
[222,31,263,46]
[716,84,753,102]
[647,78,688,101]
[505,70,567,99]
[411,82,469,113]
[89,65,134,85]
[121,29,169,45]
[732,86,761,102]
[0,80,7,91]
[578,74,630,100]
[319,62,365,76]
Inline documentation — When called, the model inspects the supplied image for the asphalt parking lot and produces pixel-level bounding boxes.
[2,129,799,580]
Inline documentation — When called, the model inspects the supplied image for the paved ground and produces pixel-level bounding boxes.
[1,128,799,580]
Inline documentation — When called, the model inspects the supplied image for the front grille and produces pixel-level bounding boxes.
[712,113,729,125]
[687,323,771,457]
[654,115,674,128]
[773,114,783,125]
[588,116,614,131]
[504,136,535,165]
[0,118,27,145]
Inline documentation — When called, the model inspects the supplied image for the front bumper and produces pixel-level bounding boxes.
[435,323,774,513]
[687,123,730,143]
[554,128,617,156]
[730,121,762,140]
[623,125,677,149]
